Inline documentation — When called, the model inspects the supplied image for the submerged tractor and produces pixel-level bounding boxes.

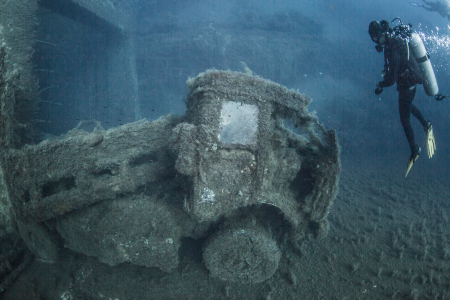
[4,69,340,283]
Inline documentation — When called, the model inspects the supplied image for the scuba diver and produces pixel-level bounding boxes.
[410,0,450,21]
[368,19,438,177]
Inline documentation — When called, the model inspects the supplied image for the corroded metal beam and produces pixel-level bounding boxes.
[38,0,128,34]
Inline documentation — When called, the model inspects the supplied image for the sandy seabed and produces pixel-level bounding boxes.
[3,153,450,300]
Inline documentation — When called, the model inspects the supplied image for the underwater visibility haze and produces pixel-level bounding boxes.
[1,0,450,299]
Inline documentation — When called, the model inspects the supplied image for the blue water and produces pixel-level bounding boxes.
[36,0,450,170]
[4,1,450,299]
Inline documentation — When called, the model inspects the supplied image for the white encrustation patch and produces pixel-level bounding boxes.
[201,187,216,203]
[60,291,74,300]
[166,238,174,244]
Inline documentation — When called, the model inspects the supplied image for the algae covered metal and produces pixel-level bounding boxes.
[172,69,340,282]
[3,69,340,283]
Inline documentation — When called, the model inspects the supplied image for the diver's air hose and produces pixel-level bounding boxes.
[406,39,410,61]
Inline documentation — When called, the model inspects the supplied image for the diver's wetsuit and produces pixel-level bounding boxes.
[378,35,428,153]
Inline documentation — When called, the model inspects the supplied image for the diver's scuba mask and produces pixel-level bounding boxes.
[369,20,390,52]
[374,34,386,52]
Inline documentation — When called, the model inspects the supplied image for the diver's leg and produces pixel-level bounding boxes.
[400,87,423,176]
[399,88,418,153]
[411,104,429,130]
[410,91,436,158]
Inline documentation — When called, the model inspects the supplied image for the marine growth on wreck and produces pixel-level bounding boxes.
[3,69,340,284]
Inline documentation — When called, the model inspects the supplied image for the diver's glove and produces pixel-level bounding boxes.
[375,83,383,95]
[426,122,436,159]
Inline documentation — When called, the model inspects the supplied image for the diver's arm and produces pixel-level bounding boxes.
[378,50,399,88]
[378,74,396,88]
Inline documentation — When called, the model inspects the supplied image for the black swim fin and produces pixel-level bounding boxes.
[405,147,421,178]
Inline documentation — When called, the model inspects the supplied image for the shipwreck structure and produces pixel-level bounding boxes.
[2,69,340,283]
[0,0,339,290]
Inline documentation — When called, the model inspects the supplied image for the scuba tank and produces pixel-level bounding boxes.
[409,32,439,96]
[391,18,439,96]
